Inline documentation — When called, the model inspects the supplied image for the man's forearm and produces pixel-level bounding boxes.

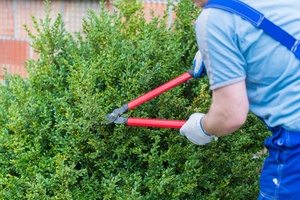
[202,104,247,136]
[201,81,249,136]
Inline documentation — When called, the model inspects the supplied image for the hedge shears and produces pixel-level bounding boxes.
[106,70,194,129]
[106,51,206,129]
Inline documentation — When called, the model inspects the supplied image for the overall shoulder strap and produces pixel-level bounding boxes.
[204,0,300,60]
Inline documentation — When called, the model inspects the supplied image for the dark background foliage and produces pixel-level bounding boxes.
[0,0,270,199]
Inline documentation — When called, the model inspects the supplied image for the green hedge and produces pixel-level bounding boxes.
[0,0,270,199]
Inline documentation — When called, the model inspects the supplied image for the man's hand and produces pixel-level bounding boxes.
[193,50,207,78]
[180,113,215,145]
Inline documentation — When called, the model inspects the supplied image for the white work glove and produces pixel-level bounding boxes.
[180,113,215,145]
[193,50,206,78]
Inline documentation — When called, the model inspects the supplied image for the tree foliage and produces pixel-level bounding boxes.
[0,0,270,199]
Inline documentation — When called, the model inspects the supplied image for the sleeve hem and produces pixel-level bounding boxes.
[209,76,246,90]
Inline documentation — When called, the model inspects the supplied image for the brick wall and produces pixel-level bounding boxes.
[0,0,173,78]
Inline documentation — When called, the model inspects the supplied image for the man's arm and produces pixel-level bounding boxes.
[202,80,249,136]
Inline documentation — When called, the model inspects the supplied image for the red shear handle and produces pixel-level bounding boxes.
[127,118,186,129]
[127,72,193,110]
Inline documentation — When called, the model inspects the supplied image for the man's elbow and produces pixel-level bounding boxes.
[225,113,247,133]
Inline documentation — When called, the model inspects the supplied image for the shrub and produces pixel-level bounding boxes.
[0,0,270,199]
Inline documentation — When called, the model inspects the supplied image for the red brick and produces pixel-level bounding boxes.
[16,0,62,38]
[105,1,114,13]
[0,0,173,78]
[0,0,14,36]
[64,0,101,33]
[143,2,167,22]
[0,39,29,77]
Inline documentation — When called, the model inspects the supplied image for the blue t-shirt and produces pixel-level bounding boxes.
[195,0,300,131]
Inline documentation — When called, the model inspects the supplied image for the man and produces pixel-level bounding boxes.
[180,0,300,199]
